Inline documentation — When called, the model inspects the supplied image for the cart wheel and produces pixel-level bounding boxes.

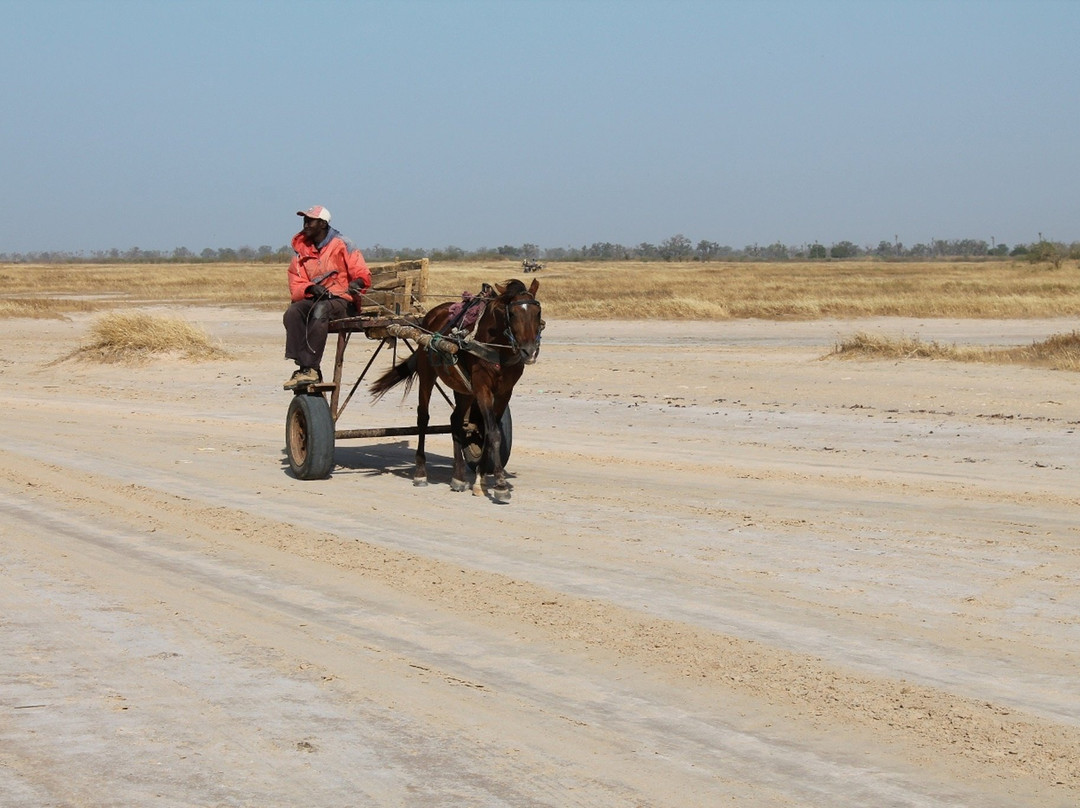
[286,393,335,479]
[463,405,512,473]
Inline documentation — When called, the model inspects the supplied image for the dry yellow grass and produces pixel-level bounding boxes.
[828,331,1080,371]
[4,258,1080,320]
[5,258,1080,370]
[425,258,1080,320]
[59,311,231,364]
[0,262,283,316]
[0,298,101,319]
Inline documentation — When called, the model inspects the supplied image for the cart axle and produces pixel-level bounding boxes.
[335,425,454,440]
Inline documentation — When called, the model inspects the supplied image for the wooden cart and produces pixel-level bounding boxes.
[283,258,511,480]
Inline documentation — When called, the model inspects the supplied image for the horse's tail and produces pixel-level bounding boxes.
[370,354,418,401]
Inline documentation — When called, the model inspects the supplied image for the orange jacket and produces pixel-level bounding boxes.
[288,228,371,305]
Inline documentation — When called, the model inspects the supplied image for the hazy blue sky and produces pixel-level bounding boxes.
[3,0,1078,254]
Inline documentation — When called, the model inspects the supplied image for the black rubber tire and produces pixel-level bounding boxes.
[286,394,335,479]
[494,406,513,469]
[464,405,513,473]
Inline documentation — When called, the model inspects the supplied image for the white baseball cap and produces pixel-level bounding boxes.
[297,205,331,223]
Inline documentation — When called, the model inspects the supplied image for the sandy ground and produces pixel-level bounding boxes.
[1,308,1079,807]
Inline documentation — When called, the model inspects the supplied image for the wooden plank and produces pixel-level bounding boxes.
[401,275,413,316]
[358,258,428,317]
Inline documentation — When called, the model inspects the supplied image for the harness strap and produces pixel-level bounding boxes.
[450,361,473,393]
[457,337,504,364]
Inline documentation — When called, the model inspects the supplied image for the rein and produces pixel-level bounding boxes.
[422,293,542,369]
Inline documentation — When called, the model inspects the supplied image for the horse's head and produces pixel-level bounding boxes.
[495,278,543,365]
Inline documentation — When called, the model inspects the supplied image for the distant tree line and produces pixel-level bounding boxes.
[0,244,294,264]
[4,235,1079,266]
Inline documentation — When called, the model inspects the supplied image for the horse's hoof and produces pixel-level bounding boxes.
[450,478,469,492]
[413,477,428,487]
[492,487,512,503]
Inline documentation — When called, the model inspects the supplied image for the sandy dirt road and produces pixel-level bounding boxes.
[1,309,1079,807]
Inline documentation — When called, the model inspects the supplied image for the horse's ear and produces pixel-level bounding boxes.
[528,278,539,296]
[494,281,507,295]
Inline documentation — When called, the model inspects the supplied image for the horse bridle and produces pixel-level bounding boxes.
[499,297,543,362]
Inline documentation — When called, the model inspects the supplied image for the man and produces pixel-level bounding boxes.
[282,205,372,389]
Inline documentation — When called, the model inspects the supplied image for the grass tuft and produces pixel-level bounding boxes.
[828,330,1080,371]
[992,330,1080,371]
[62,312,231,364]
[829,332,956,360]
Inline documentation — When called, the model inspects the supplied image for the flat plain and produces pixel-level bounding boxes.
[1,261,1079,806]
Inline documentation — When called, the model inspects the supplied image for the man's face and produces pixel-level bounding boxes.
[302,216,329,245]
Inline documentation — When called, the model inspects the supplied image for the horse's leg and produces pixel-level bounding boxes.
[477,390,511,501]
[449,393,471,492]
[413,360,433,486]
[470,428,486,498]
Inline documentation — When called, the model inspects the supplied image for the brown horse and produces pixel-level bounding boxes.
[371,278,542,501]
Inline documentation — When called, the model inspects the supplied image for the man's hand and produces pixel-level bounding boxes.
[347,279,368,296]
[305,283,329,299]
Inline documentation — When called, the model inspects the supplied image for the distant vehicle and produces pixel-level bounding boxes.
[521,259,544,273]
